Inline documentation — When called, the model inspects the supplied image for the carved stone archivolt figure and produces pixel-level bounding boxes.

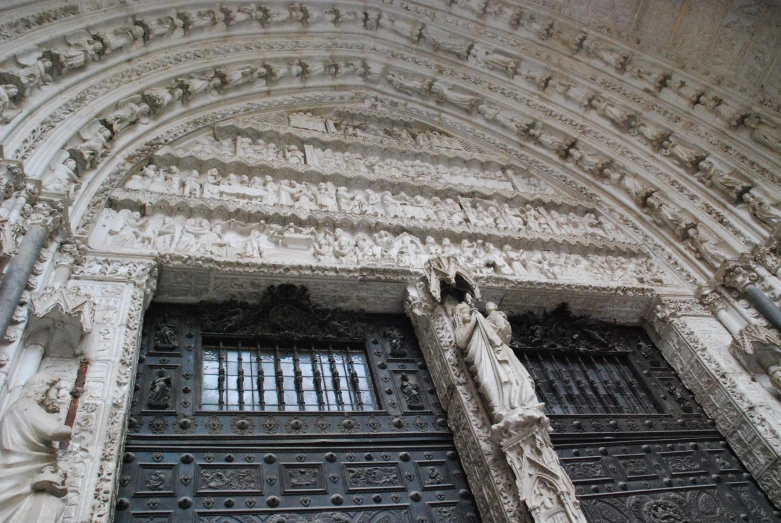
[452,301,543,428]
[0,373,71,523]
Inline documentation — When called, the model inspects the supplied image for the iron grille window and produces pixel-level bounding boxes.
[201,338,378,412]
[519,350,664,415]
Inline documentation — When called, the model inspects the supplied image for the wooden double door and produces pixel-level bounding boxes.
[114,285,480,523]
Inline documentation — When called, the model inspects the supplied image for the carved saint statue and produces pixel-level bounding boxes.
[147,370,173,409]
[0,373,71,523]
[399,373,424,410]
[452,301,543,427]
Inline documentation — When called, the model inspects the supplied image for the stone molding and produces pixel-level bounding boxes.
[645,294,781,505]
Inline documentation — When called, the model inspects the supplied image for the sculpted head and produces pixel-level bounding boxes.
[485,302,498,315]
[455,303,471,324]
[21,372,61,414]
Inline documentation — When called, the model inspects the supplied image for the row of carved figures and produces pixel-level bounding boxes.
[123,165,626,241]
[95,209,666,285]
[174,134,522,189]
[4,0,772,163]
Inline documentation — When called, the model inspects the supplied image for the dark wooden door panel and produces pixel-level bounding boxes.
[114,285,480,523]
[509,306,781,523]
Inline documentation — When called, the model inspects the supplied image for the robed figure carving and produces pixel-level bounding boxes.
[0,373,72,523]
[453,301,544,429]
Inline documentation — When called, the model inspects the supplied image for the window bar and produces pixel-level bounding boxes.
[562,353,592,413]
[612,357,647,413]
[346,349,364,410]
[311,344,325,410]
[602,356,639,413]
[218,341,226,411]
[522,353,550,407]
[292,344,305,410]
[550,353,585,412]
[327,344,344,409]
[256,342,265,411]
[590,355,622,414]
[577,354,609,413]
[237,341,245,411]
[535,353,569,414]
[274,343,285,410]
[568,354,602,414]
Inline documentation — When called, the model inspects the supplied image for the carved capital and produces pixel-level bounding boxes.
[719,263,757,293]
[696,287,728,313]
[25,197,66,236]
[754,243,781,274]
[72,256,158,303]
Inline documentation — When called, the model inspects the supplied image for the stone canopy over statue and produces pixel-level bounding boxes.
[0,373,72,523]
[453,300,545,431]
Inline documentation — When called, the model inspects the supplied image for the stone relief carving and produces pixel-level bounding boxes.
[118,161,626,244]
[0,373,72,523]
[92,208,669,287]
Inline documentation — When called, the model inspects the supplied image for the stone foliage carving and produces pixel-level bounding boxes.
[0,373,72,523]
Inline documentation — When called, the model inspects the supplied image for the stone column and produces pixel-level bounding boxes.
[405,282,529,523]
[0,223,48,338]
[406,255,586,523]
[698,287,746,336]
[0,199,62,340]
[722,263,781,332]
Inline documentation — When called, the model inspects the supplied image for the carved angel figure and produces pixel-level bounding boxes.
[742,191,781,229]
[43,154,79,194]
[453,302,544,426]
[527,124,574,158]
[468,45,519,76]
[0,373,71,523]
[0,56,53,98]
[46,31,104,75]
[589,96,636,130]
[69,120,112,170]
[103,99,150,134]
[660,139,707,171]
[92,25,144,54]
[745,114,781,154]
[0,84,20,123]
[684,224,733,269]
[386,72,434,97]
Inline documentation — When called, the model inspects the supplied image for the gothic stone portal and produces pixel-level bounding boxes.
[509,306,780,523]
[114,286,480,523]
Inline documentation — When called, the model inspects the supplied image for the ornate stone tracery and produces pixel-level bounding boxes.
[0,0,779,521]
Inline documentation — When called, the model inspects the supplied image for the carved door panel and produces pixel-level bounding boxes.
[509,307,781,523]
[114,285,480,523]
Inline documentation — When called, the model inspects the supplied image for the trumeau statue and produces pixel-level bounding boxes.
[0,373,71,523]
[452,300,544,430]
